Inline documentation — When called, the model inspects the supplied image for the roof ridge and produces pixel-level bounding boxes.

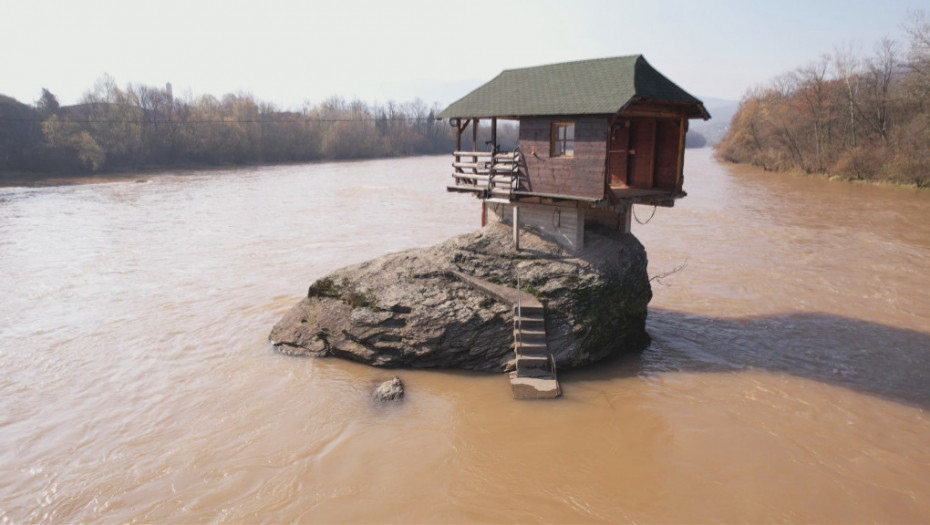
[501,54,642,74]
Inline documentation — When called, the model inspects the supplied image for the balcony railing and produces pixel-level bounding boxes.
[447,149,523,200]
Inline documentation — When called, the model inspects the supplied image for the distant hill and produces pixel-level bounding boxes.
[690,97,739,147]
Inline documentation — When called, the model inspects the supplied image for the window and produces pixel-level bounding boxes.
[550,122,574,157]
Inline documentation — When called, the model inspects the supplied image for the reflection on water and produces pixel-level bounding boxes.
[1,151,929,522]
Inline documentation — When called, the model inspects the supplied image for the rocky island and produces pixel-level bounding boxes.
[269,223,652,373]
[270,55,709,395]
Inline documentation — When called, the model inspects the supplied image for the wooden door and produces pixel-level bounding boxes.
[608,122,630,186]
[629,119,656,188]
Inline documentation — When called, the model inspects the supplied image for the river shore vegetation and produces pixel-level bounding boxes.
[0,80,517,177]
[717,11,930,187]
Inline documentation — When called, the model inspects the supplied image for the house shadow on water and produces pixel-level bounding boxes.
[562,309,930,411]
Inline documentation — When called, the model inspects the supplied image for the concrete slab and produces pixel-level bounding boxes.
[511,376,561,399]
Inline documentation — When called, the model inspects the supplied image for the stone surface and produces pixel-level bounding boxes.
[510,376,561,399]
[269,223,652,371]
[373,377,404,401]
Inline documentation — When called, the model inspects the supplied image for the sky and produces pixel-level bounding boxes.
[2,0,926,110]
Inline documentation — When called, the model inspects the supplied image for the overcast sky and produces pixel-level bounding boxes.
[2,0,925,109]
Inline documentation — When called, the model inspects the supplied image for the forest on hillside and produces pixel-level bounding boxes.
[0,78,520,175]
[717,11,930,187]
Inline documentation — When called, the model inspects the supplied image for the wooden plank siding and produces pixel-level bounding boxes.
[654,119,682,191]
[518,116,608,201]
[515,112,684,201]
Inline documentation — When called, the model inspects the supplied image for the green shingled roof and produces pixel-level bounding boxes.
[438,55,709,120]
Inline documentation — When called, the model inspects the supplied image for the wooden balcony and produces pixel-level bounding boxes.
[446,148,684,207]
[446,150,522,201]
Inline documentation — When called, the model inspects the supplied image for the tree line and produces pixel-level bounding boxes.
[0,76,471,174]
[716,11,930,187]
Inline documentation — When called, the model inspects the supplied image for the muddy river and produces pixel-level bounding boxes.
[1,149,928,522]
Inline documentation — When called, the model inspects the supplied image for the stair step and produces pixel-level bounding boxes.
[516,354,549,369]
[514,317,544,330]
[515,367,553,379]
[516,330,546,345]
[515,341,547,354]
[513,304,543,316]
[516,338,546,349]
[510,376,561,399]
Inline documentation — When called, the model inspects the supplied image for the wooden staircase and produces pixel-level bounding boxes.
[510,297,561,399]
[450,270,561,399]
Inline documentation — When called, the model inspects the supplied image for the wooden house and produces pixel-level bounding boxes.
[438,55,709,251]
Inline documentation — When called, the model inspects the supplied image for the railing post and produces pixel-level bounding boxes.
[516,269,522,342]
[512,205,520,251]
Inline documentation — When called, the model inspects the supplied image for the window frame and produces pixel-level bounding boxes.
[550,122,575,158]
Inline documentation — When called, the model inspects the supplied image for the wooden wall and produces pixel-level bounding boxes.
[518,116,608,200]
[610,117,684,192]
[515,112,684,199]
[653,119,683,190]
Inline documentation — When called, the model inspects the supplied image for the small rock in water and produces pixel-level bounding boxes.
[373,377,404,401]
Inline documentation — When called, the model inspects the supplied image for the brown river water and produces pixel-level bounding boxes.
[1,149,929,523]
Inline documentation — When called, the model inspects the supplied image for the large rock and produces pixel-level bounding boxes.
[269,223,652,371]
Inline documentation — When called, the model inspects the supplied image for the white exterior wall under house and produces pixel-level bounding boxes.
[484,201,633,252]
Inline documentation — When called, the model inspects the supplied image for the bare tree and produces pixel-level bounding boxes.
[903,9,930,106]
[858,37,899,142]
[833,42,863,148]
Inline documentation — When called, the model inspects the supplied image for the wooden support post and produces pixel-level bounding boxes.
[676,114,687,188]
[472,118,478,152]
[575,205,585,251]
[491,117,497,152]
[512,205,520,251]
[619,203,632,234]
[481,201,487,227]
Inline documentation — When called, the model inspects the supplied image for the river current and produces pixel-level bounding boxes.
[1,149,929,522]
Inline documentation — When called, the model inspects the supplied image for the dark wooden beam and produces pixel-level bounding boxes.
[676,114,686,188]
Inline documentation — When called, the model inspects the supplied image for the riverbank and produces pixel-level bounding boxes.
[0,162,286,188]
[712,151,930,190]
[0,169,155,188]
[0,155,445,189]
[713,148,930,190]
